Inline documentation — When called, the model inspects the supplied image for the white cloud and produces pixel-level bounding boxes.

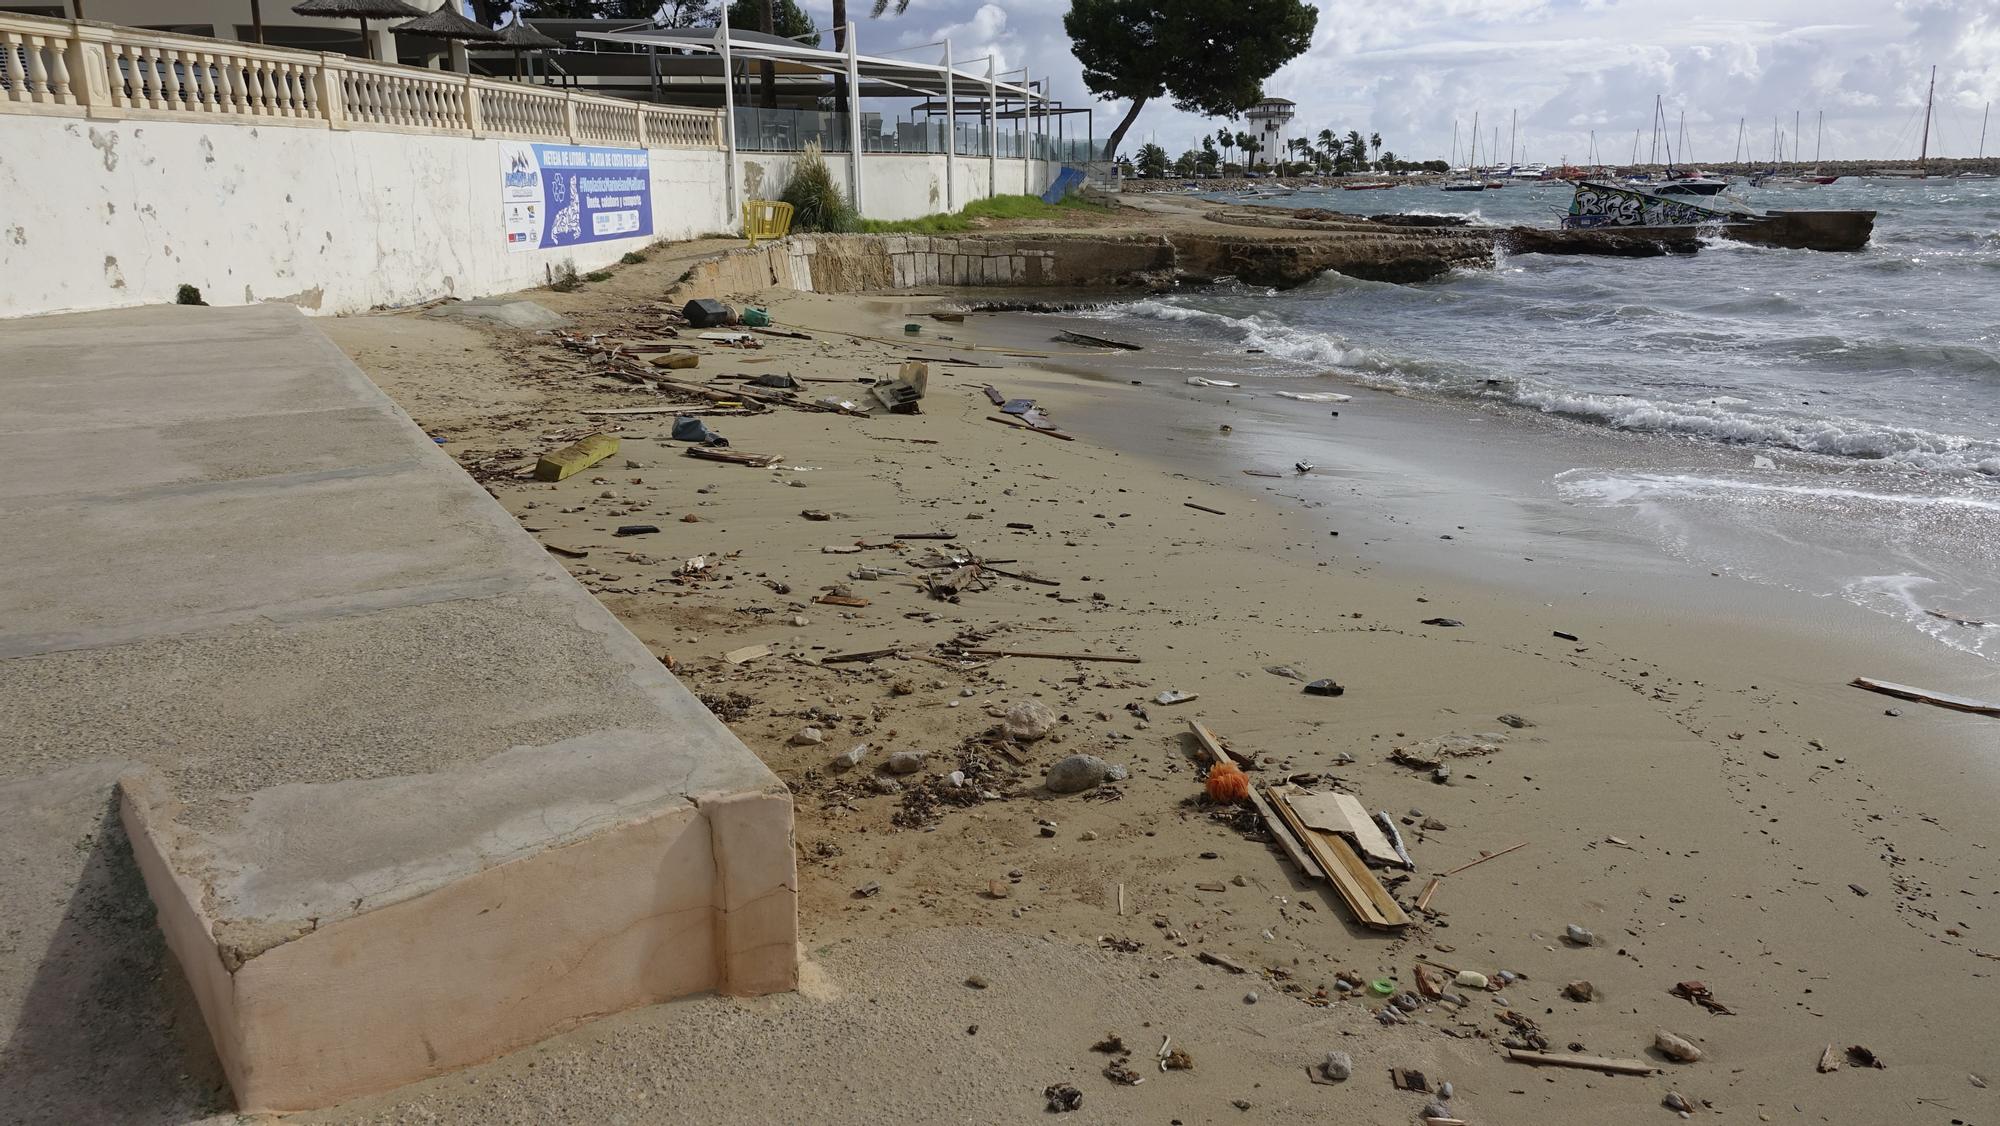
[807,0,1997,162]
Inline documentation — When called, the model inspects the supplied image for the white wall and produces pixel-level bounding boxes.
[0,115,729,318]
[736,151,1057,222]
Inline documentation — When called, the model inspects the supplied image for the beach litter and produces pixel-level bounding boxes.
[1849,676,2000,717]
[1187,377,1241,387]
[1303,678,1345,697]
[1274,391,1352,402]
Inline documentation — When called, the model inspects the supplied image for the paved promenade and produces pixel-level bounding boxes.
[0,305,795,1116]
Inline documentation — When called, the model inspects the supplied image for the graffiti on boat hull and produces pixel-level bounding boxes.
[1563,181,1725,229]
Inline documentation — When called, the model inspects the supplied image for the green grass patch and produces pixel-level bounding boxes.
[619,251,648,265]
[583,270,613,283]
[857,194,1109,234]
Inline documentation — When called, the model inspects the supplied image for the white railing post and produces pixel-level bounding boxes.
[562,90,579,143]
[465,75,483,138]
[634,102,647,147]
[69,23,121,119]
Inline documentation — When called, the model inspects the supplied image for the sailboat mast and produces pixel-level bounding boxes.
[1793,109,1800,164]
[1815,109,1823,163]
[1918,65,1936,175]
[1450,119,1458,168]
[1469,111,1478,170]
[1981,102,1990,160]
[1735,117,1744,164]
[1649,95,1661,165]
[1631,128,1638,165]
[1509,108,1517,168]
[1677,109,1686,168]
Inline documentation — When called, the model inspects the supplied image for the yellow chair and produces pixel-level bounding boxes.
[742,200,794,247]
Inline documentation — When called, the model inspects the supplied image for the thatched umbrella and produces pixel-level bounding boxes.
[393,0,504,44]
[498,18,561,80]
[290,0,424,61]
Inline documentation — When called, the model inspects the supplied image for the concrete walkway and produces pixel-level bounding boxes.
[0,305,795,1116]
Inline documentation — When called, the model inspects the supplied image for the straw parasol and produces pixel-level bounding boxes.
[393,0,505,44]
[290,0,425,61]
[497,18,561,80]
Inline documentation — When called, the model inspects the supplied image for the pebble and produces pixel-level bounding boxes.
[965,975,989,989]
[790,727,825,746]
[885,751,926,774]
[1045,754,1117,793]
[1664,1092,1694,1113]
[1454,970,1488,989]
[1321,1051,1352,1081]
[1438,1081,1453,1100]
[790,615,809,627]
[1422,1099,1453,1119]
[831,745,867,770]
[1244,991,1259,1004]
[1003,700,1059,741]
[867,776,901,795]
[1563,980,1596,1002]
[1654,1029,1703,1063]
[1565,924,1595,945]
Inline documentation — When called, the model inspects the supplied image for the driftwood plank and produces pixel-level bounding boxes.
[1850,676,2000,717]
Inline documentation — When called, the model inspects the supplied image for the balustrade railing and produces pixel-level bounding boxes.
[0,10,721,150]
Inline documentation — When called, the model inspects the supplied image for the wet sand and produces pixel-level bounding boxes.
[302,256,2000,1125]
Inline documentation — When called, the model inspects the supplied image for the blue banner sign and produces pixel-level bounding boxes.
[501,142,651,253]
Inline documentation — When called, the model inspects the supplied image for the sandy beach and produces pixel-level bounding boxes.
[298,230,2000,1125]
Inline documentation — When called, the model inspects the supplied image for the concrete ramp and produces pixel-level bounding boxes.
[0,305,796,1112]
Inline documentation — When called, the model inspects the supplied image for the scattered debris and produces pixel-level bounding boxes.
[1266,783,1409,930]
[1553,630,1580,641]
[724,644,771,665]
[1197,950,1249,974]
[1391,1068,1431,1093]
[1846,1045,1885,1069]
[685,447,784,468]
[1303,678,1346,697]
[1043,1083,1083,1113]
[1439,841,1530,878]
[1564,980,1597,1003]
[1155,690,1199,706]
[1818,1043,1842,1073]
[613,524,660,537]
[1671,981,1734,1015]
[1187,377,1241,388]
[1184,502,1228,516]
[1497,713,1533,728]
[1421,617,1465,628]
[1054,329,1142,351]
[964,648,1141,663]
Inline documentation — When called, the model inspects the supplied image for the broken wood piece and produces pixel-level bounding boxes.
[543,544,589,559]
[1849,676,2000,717]
[1244,783,1323,881]
[894,531,957,540]
[533,433,618,482]
[647,352,700,369]
[982,565,1060,587]
[749,326,812,340]
[724,644,771,665]
[1282,790,1403,868]
[987,414,1076,441]
[814,594,870,608]
[1415,877,1442,912]
[821,647,899,664]
[963,648,1141,663]
[684,447,784,467]
[1242,469,1284,478]
[1265,784,1409,930]
[1054,329,1142,351]
[1504,1049,1659,1076]
[822,545,863,554]
[1818,1043,1841,1073]
[1438,841,1529,877]
[579,406,750,417]
[1184,502,1227,515]
[1196,950,1248,974]
[1184,719,1257,770]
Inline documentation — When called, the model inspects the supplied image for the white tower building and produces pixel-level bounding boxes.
[1243,98,1296,169]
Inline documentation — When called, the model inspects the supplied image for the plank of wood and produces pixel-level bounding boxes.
[963,648,1141,663]
[1267,786,1408,930]
[1503,1049,1659,1076]
[1850,676,2000,717]
[1242,469,1284,478]
[724,643,771,665]
[814,594,870,607]
[1184,502,1227,516]
[543,544,589,559]
[1186,718,1257,771]
[1245,783,1323,880]
[1415,877,1442,912]
[1284,790,1402,868]
[982,565,1060,587]
[821,647,900,664]
[580,406,752,416]
[533,434,618,482]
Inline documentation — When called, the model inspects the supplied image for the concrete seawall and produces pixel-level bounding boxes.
[0,304,798,1113]
[668,225,1496,299]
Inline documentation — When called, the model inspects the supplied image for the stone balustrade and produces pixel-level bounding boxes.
[0,10,721,149]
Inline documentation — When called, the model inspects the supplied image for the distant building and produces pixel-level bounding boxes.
[1244,97,1295,167]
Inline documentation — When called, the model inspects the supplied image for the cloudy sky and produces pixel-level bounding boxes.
[803,0,1998,164]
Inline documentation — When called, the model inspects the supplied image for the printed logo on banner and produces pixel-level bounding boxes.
[500,142,651,254]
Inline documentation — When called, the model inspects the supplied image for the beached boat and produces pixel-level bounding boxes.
[1559,180,1874,251]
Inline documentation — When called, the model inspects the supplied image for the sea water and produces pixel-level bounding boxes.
[1080,177,2000,662]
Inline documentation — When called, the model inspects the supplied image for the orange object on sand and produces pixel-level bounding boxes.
[1206,761,1251,804]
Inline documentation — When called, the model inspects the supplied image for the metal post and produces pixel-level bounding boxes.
[845,22,863,215]
[943,39,955,212]
[1023,72,1032,194]
[986,57,996,199]
[718,9,739,226]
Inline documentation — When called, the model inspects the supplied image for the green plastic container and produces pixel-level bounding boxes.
[741,307,771,327]
[904,323,921,334]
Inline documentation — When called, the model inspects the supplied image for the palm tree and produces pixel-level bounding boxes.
[831,0,848,110]
[1236,131,1256,168]
[1369,131,1382,164]
[1345,129,1367,168]
[1215,128,1234,168]
[869,0,908,13]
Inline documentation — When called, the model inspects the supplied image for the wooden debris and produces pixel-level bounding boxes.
[1818,1043,1842,1073]
[1439,841,1529,877]
[1849,676,2000,717]
[543,544,589,559]
[1390,1068,1430,1092]
[815,594,870,607]
[982,564,1060,587]
[1504,1049,1660,1076]
[685,447,784,467]
[1283,790,1403,867]
[1184,502,1227,515]
[1415,877,1442,912]
[821,647,899,664]
[1242,469,1284,478]
[533,433,618,482]
[1266,784,1409,930]
[1245,784,1322,880]
[962,648,1141,663]
[1184,719,1258,770]
[1196,950,1248,974]
[987,414,1076,441]
[580,405,749,417]
[1054,329,1142,351]
[724,644,771,665]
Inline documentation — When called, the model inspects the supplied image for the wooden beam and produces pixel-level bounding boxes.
[1504,1049,1660,1076]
